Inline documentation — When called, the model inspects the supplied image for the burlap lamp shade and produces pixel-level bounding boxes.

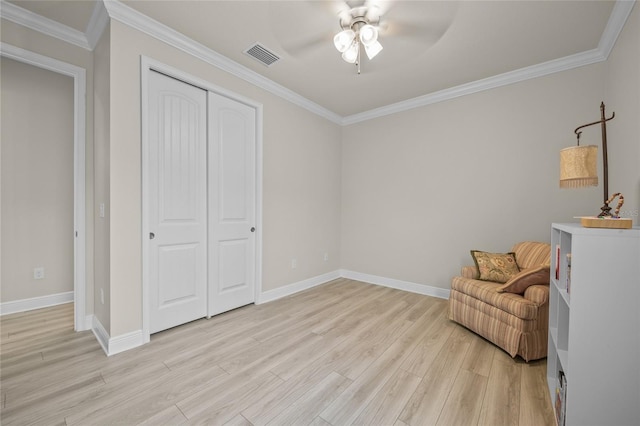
[559,145,598,188]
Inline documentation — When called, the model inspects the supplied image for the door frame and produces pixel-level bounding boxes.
[1,43,88,331]
[140,56,263,342]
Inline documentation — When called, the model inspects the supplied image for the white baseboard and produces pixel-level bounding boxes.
[0,291,74,316]
[108,329,145,356]
[90,315,110,355]
[340,269,450,300]
[255,268,450,306]
[256,270,342,304]
[91,315,145,356]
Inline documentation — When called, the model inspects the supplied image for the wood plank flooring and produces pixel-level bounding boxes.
[0,279,555,425]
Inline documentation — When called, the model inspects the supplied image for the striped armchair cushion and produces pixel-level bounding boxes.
[511,241,551,269]
[451,276,540,319]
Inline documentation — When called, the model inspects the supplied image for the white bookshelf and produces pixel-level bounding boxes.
[547,223,640,426]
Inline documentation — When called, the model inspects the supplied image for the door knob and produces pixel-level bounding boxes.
[250,227,256,232]
[150,232,155,239]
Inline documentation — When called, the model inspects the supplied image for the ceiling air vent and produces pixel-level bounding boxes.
[244,43,280,67]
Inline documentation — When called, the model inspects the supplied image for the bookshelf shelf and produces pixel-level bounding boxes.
[547,223,640,426]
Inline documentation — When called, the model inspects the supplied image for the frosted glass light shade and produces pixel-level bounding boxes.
[342,42,359,63]
[364,40,383,59]
[334,30,355,53]
[560,145,598,188]
[359,24,378,46]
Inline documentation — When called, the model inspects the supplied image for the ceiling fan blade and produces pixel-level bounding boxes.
[329,0,353,22]
[281,33,332,57]
[383,19,430,35]
[364,0,395,21]
[268,1,340,58]
[377,1,458,44]
[385,20,450,41]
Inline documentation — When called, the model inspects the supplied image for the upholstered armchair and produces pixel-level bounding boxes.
[448,241,551,362]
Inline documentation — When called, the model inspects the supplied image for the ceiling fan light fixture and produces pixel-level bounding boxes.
[334,4,385,73]
[364,40,383,59]
[333,29,356,53]
[359,24,378,46]
[342,42,359,64]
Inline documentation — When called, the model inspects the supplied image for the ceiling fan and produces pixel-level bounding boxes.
[268,0,457,74]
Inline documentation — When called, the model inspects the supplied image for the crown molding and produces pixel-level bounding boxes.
[85,0,109,50]
[102,0,343,125]
[341,48,607,125]
[0,0,90,50]
[598,0,636,58]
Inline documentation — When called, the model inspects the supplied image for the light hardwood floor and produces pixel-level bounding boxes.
[0,279,555,425]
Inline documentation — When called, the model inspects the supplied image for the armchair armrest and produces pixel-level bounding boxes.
[523,284,549,305]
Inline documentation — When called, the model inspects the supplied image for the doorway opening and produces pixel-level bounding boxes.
[0,43,87,331]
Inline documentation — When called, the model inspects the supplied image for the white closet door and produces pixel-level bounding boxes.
[208,92,256,317]
[148,71,207,333]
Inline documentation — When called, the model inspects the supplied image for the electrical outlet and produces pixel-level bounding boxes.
[33,267,45,280]
[291,259,297,269]
[324,252,329,262]
[99,203,105,218]
[100,288,104,305]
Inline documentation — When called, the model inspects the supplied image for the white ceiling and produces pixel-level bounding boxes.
[4,0,625,120]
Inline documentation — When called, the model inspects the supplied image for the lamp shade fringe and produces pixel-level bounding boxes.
[559,177,598,188]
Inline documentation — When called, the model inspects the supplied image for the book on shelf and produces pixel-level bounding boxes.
[555,370,567,426]
[566,253,572,294]
[555,244,560,281]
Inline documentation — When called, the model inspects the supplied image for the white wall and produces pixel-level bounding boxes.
[341,64,606,291]
[93,23,111,333]
[262,100,342,290]
[1,58,74,302]
[604,3,640,222]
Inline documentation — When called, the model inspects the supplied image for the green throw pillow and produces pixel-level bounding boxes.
[470,250,520,283]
